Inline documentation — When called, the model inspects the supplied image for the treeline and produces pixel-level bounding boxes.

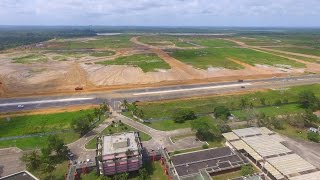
[0,26,96,50]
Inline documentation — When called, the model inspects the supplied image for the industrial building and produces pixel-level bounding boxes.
[223,127,320,180]
[160,146,264,180]
[96,132,143,176]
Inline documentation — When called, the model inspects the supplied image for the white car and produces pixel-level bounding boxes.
[17,105,24,108]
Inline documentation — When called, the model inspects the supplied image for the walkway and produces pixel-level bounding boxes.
[67,118,112,161]
[115,113,204,151]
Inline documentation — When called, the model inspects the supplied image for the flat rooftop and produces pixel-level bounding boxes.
[102,132,139,156]
[223,127,320,180]
[171,147,247,177]
[0,171,38,180]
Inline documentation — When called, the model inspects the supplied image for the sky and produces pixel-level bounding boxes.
[0,0,320,27]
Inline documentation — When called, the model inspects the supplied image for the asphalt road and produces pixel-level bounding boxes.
[1,74,320,113]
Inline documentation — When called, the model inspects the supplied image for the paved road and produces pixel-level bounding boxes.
[116,113,205,152]
[0,75,320,113]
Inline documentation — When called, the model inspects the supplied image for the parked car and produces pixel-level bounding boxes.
[17,105,24,108]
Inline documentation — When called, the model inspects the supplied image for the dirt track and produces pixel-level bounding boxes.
[130,36,203,79]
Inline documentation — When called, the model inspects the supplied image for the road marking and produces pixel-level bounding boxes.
[0,97,95,107]
[133,83,252,96]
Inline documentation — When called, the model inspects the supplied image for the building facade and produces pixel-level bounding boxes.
[96,132,143,176]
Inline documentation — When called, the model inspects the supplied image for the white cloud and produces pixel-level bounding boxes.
[0,0,319,26]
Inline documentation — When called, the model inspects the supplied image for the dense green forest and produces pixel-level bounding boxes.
[0,26,96,50]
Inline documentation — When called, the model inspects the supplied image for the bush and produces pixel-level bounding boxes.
[241,165,254,176]
[307,132,320,143]
[202,144,209,149]
[213,106,231,120]
[172,109,196,123]
[273,99,282,106]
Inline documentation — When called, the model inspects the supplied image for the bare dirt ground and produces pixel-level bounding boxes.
[0,36,312,98]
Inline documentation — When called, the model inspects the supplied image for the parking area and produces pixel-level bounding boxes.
[0,148,25,177]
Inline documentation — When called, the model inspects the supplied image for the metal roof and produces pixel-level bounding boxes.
[288,171,320,180]
[267,154,317,177]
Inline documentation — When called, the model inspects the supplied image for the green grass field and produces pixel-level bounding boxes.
[169,47,305,69]
[85,122,152,149]
[192,38,239,47]
[47,35,134,50]
[96,53,170,72]
[0,109,94,150]
[137,84,320,120]
[89,50,115,57]
[260,49,320,63]
[12,54,48,63]
[168,48,243,69]
[139,35,195,47]
[270,47,320,57]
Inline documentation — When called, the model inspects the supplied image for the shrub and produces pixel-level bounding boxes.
[241,165,254,176]
[172,109,196,123]
[202,144,209,149]
[307,132,320,143]
[213,106,231,120]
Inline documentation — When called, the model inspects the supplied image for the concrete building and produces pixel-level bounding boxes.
[223,127,320,180]
[96,132,143,176]
[160,147,259,180]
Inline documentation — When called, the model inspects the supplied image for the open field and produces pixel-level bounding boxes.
[97,53,171,72]
[45,35,134,49]
[0,109,93,150]
[138,35,195,48]
[269,47,320,57]
[191,38,239,47]
[137,84,320,119]
[169,47,305,70]
[30,160,68,180]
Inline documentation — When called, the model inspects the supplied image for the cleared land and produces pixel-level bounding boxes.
[0,33,318,97]
[97,53,171,72]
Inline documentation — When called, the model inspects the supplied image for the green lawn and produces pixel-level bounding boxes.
[85,122,152,149]
[169,47,305,70]
[0,109,93,137]
[0,109,94,150]
[96,53,170,72]
[12,54,48,63]
[144,116,213,131]
[0,131,79,150]
[137,84,320,121]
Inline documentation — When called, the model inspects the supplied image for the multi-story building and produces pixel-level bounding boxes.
[96,132,143,176]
